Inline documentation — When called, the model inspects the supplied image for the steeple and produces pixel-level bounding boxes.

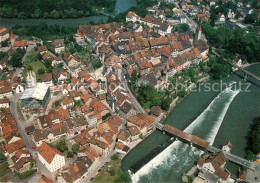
[10,30,15,46]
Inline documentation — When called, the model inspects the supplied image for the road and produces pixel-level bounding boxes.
[9,94,36,152]
[83,150,116,183]
[121,68,145,114]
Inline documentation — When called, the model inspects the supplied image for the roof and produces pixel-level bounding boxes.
[38,142,64,164]
[62,97,74,105]
[151,106,162,116]
[38,45,48,52]
[21,83,49,100]
[5,139,25,154]
[89,138,108,149]
[52,39,64,48]
[13,40,27,47]
[128,126,141,136]
[0,27,8,36]
[38,174,54,183]
[138,73,157,87]
[12,157,35,171]
[117,129,130,141]
[40,73,52,82]
[57,108,70,119]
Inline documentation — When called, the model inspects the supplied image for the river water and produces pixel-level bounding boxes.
[122,64,260,182]
[0,0,136,29]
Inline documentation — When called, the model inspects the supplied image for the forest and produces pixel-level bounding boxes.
[0,0,116,18]
[201,22,260,63]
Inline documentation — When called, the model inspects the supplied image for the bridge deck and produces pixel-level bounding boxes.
[162,124,210,148]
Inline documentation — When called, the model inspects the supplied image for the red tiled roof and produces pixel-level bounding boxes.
[38,142,64,164]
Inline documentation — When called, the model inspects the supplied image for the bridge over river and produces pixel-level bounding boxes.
[155,123,256,170]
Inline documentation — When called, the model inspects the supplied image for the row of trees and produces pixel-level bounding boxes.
[0,0,116,18]
[12,23,75,41]
[247,116,260,161]
[202,22,260,63]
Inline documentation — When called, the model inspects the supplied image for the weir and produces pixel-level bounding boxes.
[155,123,256,170]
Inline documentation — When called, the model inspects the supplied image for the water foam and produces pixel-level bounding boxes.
[131,87,240,183]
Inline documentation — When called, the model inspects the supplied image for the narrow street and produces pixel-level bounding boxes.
[9,94,36,152]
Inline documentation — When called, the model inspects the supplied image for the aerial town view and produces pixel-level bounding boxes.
[0,0,259,182]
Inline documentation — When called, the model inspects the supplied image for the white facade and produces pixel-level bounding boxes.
[55,46,65,53]
[0,32,9,43]
[38,153,65,172]
[0,91,13,99]
[0,102,9,108]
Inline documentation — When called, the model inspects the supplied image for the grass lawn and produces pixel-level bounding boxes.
[22,61,47,81]
[93,157,131,183]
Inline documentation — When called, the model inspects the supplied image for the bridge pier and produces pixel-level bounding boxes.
[244,73,248,81]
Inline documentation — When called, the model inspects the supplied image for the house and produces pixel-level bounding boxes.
[127,114,155,135]
[195,39,209,60]
[4,139,25,157]
[150,106,162,117]
[115,141,130,154]
[57,161,88,183]
[52,39,65,53]
[11,149,31,163]
[61,97,74,109]
[11,157,36,174]
[88,138,110,156]
[222,141,232,153]
[40,73,53,87]
[37,174,54,183]
[157,23,173,36]
[0,98,9,108]
[0,27,9,43]
[38,46,48,55]
[117,129,131,145]
[0,80,13,99]
[54,71,67,84]
[52,56,63,66]
[138,73,158,88]
[13,40,28,49]
[69,90,82,101]
[197,152,230,182]
[38,142,65,172]
[0,57,8,70]
[62,84,69,95]
[64,52,81,68]
[128,126,141,141]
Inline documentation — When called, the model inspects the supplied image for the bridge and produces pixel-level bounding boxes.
[211,48,260,81]
[95,10,115,18]
[155,123,256,170]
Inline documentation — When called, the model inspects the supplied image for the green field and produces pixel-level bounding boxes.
[93,157,131,183]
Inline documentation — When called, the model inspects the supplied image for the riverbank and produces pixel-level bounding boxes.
[0,0,137,29]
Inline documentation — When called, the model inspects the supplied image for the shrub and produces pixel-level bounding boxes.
[111,154,119,161]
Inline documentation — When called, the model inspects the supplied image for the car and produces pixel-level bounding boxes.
[98,169,101,172]
[90,178,93,181]
[32,146,37,149]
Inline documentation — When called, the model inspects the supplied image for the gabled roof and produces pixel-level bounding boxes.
[40,73,52,82]
[5,139,25,154]
[38,142,64,164]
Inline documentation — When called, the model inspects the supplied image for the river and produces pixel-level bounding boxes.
[122,64,260,183]
[0,0,136,29]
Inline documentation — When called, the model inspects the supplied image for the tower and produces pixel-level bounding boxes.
[10,30,15,46]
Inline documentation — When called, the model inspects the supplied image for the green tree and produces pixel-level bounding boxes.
[55,136,68,152]
[72,143,80,154]
[37,68,45,75]
[172,23,190,33]
[111,154,119,161]
[110,169,115,176]
[9,48,25,67]
[67,151,74,158]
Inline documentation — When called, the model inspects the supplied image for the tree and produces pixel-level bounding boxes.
[129,69,138,86]
[9,48,25,67]
[111,154,119,161]
[72,143,80,154]
[249,116,260,154]
[67,151,74,158]
[110,169,115,176]
[55,136,68,152]
[37,68,45,75]
[172,24,190,33]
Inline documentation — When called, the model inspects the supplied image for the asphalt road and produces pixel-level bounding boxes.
[9,94,36,152]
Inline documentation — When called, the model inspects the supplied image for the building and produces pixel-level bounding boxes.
[40,73,53,87]
[0,80,13,99]
[0,98,9,108]
[38,142,65,172]
[20,83,50,112]
[222,141,232,153]
[197,152,230,182]
[52,39,65,53]
[0,27,9,43]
